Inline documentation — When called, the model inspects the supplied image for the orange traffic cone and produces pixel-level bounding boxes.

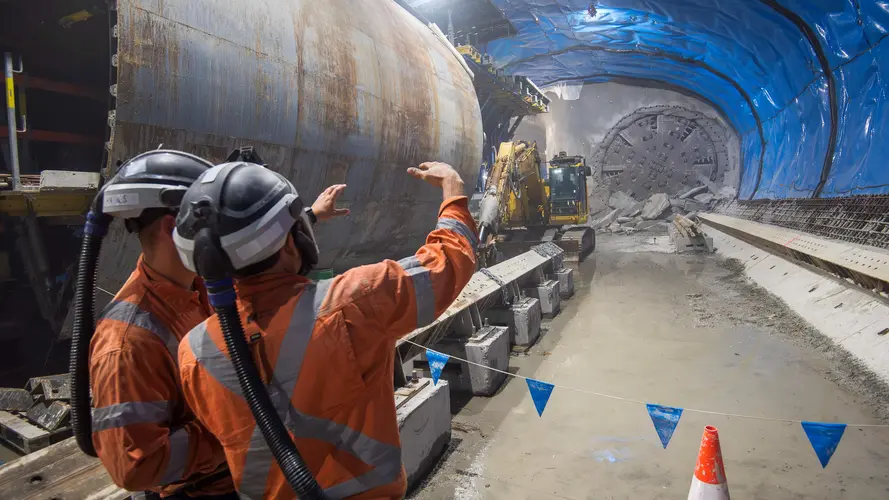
[687,425,730,500]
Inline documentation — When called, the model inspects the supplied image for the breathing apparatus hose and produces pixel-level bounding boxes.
[70,210,111,457]
[206,277,327,499]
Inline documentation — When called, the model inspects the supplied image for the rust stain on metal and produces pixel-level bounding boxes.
[324,155,351,187]
[131,9,181,106]
[303,0,359,141]
[108,0,482,275]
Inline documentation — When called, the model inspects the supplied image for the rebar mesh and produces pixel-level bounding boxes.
[718,196,889,250]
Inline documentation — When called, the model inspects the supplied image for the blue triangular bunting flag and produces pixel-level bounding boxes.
[646,404,683,449]
[425,349,449,386]
[801,421,846,468]
[526,378,555,417]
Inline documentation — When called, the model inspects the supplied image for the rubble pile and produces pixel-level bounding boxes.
[591,180,736,235]
[0,374,72,455]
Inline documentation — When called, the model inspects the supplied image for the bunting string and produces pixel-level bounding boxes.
[404,339,889,428]
[404,338,888,467]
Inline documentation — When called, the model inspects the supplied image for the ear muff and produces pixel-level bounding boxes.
[193,226,237,280]
[291,223,319,276]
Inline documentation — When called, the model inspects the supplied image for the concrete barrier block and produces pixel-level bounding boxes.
[397,379,451,491]
[524,279,561,318]
[555,268,574,299]
[417,326,509,396]
[464,325,509,396]
[484,297,541,346]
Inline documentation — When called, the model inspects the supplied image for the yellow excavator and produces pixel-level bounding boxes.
[476,141,595,266]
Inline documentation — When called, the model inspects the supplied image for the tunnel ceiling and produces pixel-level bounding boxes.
[472,0,889,200]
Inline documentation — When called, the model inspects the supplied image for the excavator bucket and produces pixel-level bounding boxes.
[555,226,595,262]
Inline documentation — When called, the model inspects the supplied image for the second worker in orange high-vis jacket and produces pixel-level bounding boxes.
[176,161,477,499]
[87,150,237,498]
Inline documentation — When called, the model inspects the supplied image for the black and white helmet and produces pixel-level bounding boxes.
[173,161,319,277]
[101,150,214,231]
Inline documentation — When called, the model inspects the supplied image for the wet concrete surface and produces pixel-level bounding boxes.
[409,233,889,499]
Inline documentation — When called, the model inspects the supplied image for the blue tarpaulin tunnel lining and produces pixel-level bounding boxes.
[501,44,768,199]
[760,0,837,200]
[484,0,889,199]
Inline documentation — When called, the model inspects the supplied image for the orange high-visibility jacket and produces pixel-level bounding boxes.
[90,257,234,496]
[178,196,478,499]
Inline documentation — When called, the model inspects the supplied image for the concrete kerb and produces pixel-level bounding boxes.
[396,378,451,491]
[700,225,889,386]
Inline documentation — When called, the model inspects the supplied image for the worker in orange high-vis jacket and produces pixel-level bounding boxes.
[89,149,350,499]
[173,160,477,499]
[87,149,236,499]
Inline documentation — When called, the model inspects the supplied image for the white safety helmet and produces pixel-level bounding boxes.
[173,161,319,277]
[101,150,214,232]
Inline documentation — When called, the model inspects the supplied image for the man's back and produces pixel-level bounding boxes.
[91,256,233,496]
[179,194,478,499]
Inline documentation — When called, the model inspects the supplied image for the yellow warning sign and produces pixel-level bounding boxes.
[5,77,13,109]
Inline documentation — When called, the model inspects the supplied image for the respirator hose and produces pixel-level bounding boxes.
[209,279,327,499]
[70,211,109,457]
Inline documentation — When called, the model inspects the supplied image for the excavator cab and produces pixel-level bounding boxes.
[475,143,594,266]
[547,152,591,226]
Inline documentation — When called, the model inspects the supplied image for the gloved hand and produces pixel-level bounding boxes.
[407,162,465,199]
[311,184,350,221]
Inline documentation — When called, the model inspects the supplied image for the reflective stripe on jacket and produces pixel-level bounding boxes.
[90,257,234,496]
[179,196,478,499]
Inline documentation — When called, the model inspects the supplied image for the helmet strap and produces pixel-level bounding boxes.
[125,208,176,234]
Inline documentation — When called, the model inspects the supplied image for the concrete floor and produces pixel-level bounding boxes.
[410,233,889,499]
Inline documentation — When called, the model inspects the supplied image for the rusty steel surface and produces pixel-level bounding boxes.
[96,0,483,292]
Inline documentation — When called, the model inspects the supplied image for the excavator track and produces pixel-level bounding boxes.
[491,226,594,264]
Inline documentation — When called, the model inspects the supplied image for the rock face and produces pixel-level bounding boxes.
[641,193,671,220]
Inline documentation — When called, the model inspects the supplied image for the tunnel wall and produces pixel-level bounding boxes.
[483,0,889,200]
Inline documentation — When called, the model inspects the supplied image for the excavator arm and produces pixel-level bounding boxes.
[476,141,546,250]
[475,142,595,266]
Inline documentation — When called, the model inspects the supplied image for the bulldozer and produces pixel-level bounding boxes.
[476,141,595,266]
